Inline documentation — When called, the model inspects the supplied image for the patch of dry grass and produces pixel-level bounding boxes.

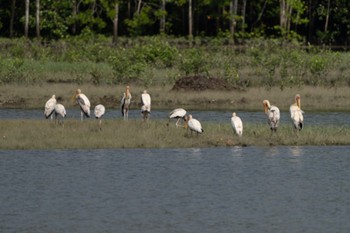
[0,119,349,150]
[1,84,350,112]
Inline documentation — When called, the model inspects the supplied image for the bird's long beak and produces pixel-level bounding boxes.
[72,93,77,101]
[264,104,268,114]
[297,98,301,108]
[183,122,188,129]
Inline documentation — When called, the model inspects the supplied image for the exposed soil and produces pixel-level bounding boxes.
[172,75,237,91]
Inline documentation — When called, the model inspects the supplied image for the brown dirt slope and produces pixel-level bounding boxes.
[172,75,236,91]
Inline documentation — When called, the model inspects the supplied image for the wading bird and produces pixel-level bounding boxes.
[75,89,90,121]
[231,112,243,137]
[44,95,57,120]
[54,103,66,126]
[141,90,151,121]
[169,108,187,127]
[121,86,132,121]
[263,100,280,133]
[290,94,304,131]
[94,104,105,131]
[187,115,204,135]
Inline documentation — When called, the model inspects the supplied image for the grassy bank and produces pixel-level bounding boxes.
[0,119,349,150]
[1,84,350,111]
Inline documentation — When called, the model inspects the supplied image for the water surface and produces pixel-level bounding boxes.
[0,108,349,125]
[1,146,350,233]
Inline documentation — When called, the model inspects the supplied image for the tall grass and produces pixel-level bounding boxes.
[0,119,349,150]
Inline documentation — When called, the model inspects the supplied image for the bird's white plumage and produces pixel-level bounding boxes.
[263,100,280,132]
[231,112,243,136]
[169,108,187,127]
[141,91,151,113]
[54,103,66,118]
[44,95,57,119]
[94,104,105,119]
[75,89,90,120]
[187,115,203,134]
[169,108,186,118]
[290,94,304,131]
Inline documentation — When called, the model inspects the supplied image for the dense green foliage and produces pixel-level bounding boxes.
[0,37,350,88]
[1,0,350,45]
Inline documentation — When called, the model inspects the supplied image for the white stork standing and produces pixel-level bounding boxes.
[263,100,280,133]
[187,114,204,135]
[75,89,90,121]
[141,90,151,121]
[54,103,66,126]
[121,86,132,121]
[94,104,106,131]
[231,112,243,137]
[290,94,304,131]
[169,108,187,127]
[44,95,57,120]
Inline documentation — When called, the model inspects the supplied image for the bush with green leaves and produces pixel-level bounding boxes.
[0,58,26,84]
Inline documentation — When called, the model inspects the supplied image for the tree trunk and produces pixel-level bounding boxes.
[10,0,16,37]
[160,0,166,34]
[113,2,119,44]
[36,0,40,38]
[229,0,238,44]
[280,0,287,34]
[241,0,247,33]
[324,0,330,32]
[188,0,193,39]
[25,0,30,37]
[72,0,77,34]
[137,0,142,15]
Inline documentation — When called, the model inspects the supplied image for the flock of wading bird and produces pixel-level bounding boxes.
[44,86,304,136]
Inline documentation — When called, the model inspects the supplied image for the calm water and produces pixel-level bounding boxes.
[0,108,350,125]
[1,146,350,233]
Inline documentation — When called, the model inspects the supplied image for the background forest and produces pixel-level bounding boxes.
[1,0,350,90]
[0,0,349,45]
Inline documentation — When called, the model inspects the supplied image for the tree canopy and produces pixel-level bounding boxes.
[0,0,349,45]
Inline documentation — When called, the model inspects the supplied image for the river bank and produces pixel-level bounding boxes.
[0,84,350,111]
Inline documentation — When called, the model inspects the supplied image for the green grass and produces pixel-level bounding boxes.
[0,119,349,150]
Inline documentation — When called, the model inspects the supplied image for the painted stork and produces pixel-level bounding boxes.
[121,86,132,120]
[187,114,204,135]
[263,100,280,133]
[54,103,66,126]
[141,90,151,121]
[75,89,90,121]
[44,95,57,119]
[94,104,106,130]
[290,94,304,131]
[231,112,243,137]
[169,108,187,127]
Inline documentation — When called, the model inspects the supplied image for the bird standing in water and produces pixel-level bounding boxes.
[54,103,66,126]
[121,86,132,121]
[94,104,105,130]
[44,95,57,120]
[169,108,187,127]
[263,100,280,133]
[290,94,304,131]
[75,89,90,121]
[141,90,151,121]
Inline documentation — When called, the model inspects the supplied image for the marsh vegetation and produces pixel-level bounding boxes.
[0,119,349,150]
[0,37,349,148]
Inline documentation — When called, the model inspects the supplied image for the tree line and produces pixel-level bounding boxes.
[0,0,349,45]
